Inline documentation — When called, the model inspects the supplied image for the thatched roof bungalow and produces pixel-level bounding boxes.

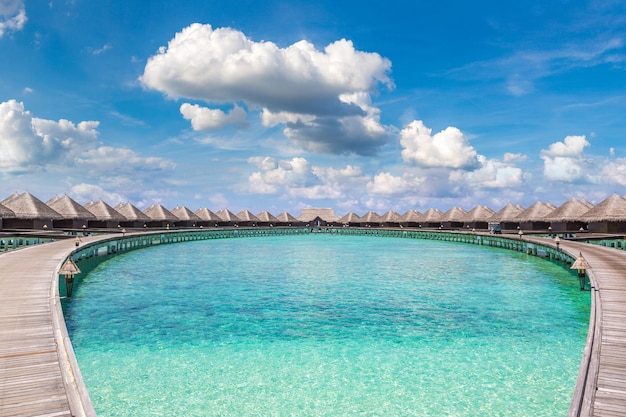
[171,206,202,227]
[399,210,421,227]
[84,200,126,228]
[194,208,222,227]
[462,205,495,230]
[236,210,260,226]
[275,211,300,226]
[544,197,593,233]
[256,211,279,226]
[380,210,402,227]
[440,207,468,229]
[216,209,241,226]
[515,201,555,231]
[298,208,339,226]
[0,201,16,230]
[1,192,62,229]
[420,208,444,228]
[490,203,525,231]
[360,211,382,227]
[143,204,178,228]
[46,195,95,229]
[114,202,151,228]
[580,194,626,233]
[338,212,362,227]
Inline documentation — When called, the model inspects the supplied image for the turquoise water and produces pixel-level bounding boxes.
[64,235,590,416]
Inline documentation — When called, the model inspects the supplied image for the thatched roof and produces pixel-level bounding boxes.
[380,210,402,222]
[256,210,279,222]
[440,207,468,221]
[171,206,202,222]
[84,200,126,222]
[0,202,16,218]
[195,208,221,222]
[421,208,443,222]
[515,201,555,222]
[216,209,241,222]
[46,195,95,220]
[1,192,62,219]
[463,205,495,222]
[338,212,362,223]
[400,209,422,223]
[114,202,151,221]
[236,210,260,222]
[491,203,525,222]
[143,204,178,222]
[545,198,593,222]
[580,193,626,222]
[275,211,299,223]
[298,208,339,222]
[361,211,382,223]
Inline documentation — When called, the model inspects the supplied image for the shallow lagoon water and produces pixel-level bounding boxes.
[64,234,590,416]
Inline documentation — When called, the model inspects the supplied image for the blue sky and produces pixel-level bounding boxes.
[1,0,626,216]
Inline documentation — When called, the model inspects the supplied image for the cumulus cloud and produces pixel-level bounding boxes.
[0,0,26,38]
[75,146,176,174]
[0,99,98,172]
[400,120,480,169]
[449,155,524,189]
[247,156,367,200]
[141,23,393,154]
[70,183,127,205]
[540,135,591,182]
[180,103,248,130]
[366,172,423,195]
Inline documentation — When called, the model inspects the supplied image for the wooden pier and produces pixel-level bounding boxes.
[0,229,625,416]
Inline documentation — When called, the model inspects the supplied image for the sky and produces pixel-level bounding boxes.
[1,0,626,216]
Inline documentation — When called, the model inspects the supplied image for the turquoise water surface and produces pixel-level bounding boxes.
[64,234,590,416]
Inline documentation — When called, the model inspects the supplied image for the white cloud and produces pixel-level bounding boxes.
[400,120,480,169]
[75,146,176,174]
[0,99,98,172]
[247,156,367,200]
[600,158,626,186]
[70,183,126,205]
[366,172,423,196]
[449,155,524,189]
[140,23,393,154]
[540,135,591,182]
[180,103,248,130]
[0,0,26,38]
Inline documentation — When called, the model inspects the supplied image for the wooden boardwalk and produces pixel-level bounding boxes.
[0,237,97,417]
[0,231,625,416]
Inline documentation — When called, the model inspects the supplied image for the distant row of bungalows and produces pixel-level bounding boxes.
[2,192,626,234]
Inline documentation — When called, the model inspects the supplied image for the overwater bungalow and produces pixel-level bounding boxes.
[515,201,555,231]
[462,205,495,230]
[440,207,468,229]
[338,212,362,227]
[143,204,178,228]
[420,208,444,228]
[275,211,301,226]
[216,209,241,226]
[84,200,126,229]
[544,197,592,233]
[171,206,202,228]
[1,192,63,230]
[194,208,222,227]
[256,210,279,226]
[236,210,260,226]
[399,209,422,228]
[359,211,382,227]
[491,203,525,231]
[298,208,339,226]
[0,202,16,230]
[46,195,95,230]
[580,193,626,233]
[114,202,152,228]
[380,210,402,228]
